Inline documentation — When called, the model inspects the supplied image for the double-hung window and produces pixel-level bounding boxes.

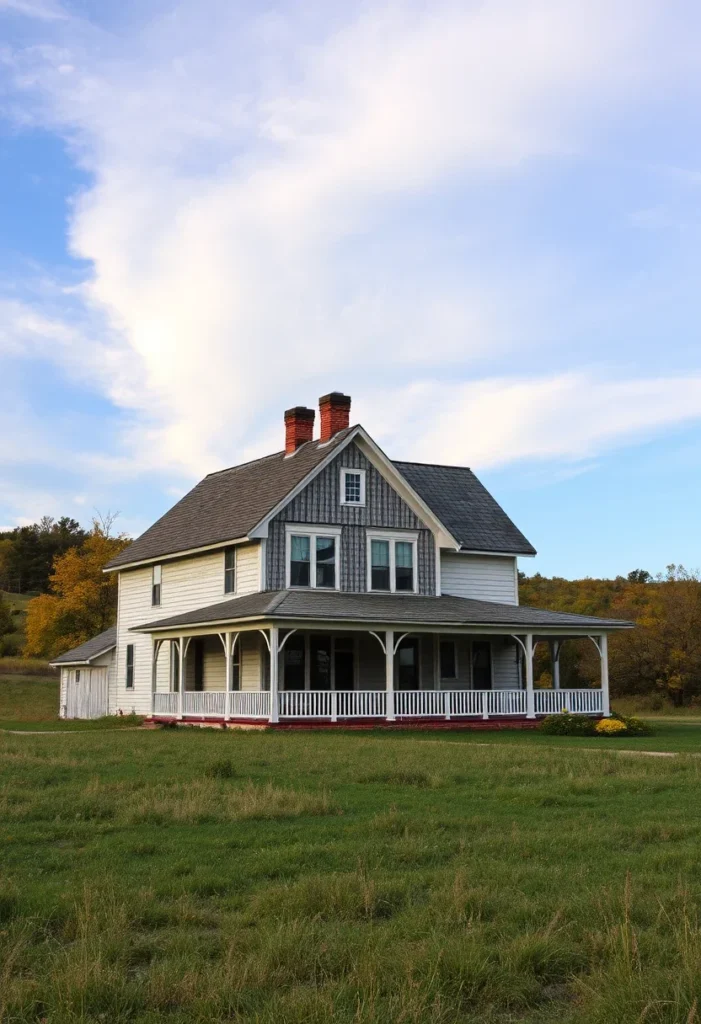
[340,467,366,506]
[224,547,236,594]
[152,564,162,606]
[287,526,340,589]
[126,644,135,689]
[367,532,418,593]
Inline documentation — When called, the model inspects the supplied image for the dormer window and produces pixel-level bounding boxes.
[286,525,341,589]
[340,467,366,506]
[367,531,418,593]
[152,564,162,606]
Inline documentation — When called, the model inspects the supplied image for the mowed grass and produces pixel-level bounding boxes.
[2,728,701,1023]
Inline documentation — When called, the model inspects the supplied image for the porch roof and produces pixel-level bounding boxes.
[49,626,117,666]
[133,590,633,634]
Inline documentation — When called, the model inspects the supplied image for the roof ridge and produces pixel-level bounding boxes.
[394,459,474,472]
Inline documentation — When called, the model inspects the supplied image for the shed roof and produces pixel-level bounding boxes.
[50,626,117,666]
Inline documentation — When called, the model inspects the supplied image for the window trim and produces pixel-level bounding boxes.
[224,547,237,595]
[151,564,162,607]
[125,644,135,689]
[340,466,366,507]
[439,638,458,681]
[366,530,419,594]
[285,524,342,590]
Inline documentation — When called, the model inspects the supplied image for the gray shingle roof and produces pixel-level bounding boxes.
[394,462,536,556]
[106,429,353,569]
[134,590,631,633]
[50,626,117,665]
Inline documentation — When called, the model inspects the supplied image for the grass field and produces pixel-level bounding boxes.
[2,685,701,1021]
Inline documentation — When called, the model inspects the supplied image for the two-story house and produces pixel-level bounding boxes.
[52,392,632,726]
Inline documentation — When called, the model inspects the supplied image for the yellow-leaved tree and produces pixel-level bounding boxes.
[24,520,129,659]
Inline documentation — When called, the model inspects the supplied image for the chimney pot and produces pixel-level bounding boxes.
[319,392,351,442]
[284,406,315,454]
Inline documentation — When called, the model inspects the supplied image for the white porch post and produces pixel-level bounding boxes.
[224,632,232,722]
[385,629,395,721]
[178,635,185,720]
[269,625,279,724]
[550,641,561,690]
[525,633,535,719]
[600,633,610,717]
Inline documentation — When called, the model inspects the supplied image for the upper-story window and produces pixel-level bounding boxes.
[286,525,341,589]
[367,531,418,593]
[340,467,366,506]
[152,564,162,606]
[224,547,237,594]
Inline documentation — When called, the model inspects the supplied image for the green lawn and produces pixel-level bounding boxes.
[2,725,701,1023]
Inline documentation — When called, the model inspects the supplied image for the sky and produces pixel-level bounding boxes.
[0,0,700,579]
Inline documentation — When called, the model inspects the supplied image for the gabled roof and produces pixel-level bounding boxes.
[50,626,117,666]
[395,462,536,556]
[106,428,354,570]
[106,425,535,571]
[133,590,632,633]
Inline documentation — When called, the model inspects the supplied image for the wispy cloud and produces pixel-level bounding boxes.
[0,0,700,504]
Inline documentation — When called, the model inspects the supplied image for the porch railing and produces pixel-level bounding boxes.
[229,691,271,718]
[534,689,603,715]
[278,690,387,720]
[152,688,602,720]
[153,692,179,716]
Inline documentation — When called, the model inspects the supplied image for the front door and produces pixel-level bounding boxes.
[310,635,332,690]
[396,638,420,690]
[472,641,492,690]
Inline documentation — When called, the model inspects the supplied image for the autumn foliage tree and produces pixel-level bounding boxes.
[520,566,701,706]
[24,522,129,659]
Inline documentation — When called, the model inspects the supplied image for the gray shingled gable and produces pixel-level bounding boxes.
[394,462,536,556]
[134,590,631,632]
[50,626,117,665]
[106,429,353,569]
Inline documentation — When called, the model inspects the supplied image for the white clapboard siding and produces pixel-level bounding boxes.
[440,553,518,605]
[115,542,261,715]
[63,666,109,719]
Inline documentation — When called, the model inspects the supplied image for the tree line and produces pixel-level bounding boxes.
[521,566,701,706]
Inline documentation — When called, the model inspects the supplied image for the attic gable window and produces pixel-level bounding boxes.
[152,565,162,606]
[286,525,341,590]
[340,467,366,506]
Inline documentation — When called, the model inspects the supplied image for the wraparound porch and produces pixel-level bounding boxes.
[146,622,611,725]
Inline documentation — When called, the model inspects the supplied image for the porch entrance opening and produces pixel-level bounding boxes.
[396,637,419,690]
[472,640,492,690]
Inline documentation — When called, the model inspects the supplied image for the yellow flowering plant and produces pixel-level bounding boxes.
[596,718,628,735]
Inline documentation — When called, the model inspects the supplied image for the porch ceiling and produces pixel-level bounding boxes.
[132,589,633,635]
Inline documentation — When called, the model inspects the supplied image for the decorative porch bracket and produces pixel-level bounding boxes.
[510,633,535,719]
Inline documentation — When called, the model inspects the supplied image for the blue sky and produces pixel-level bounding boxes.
[0,0,700,579]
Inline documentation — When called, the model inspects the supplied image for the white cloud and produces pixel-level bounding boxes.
[370,374,701,468]
[1,0,701,495]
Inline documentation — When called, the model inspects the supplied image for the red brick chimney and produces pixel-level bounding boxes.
[319,392,351,443]
[284,406,315,454]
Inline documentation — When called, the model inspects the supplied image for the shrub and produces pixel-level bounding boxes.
[539,713,598,736]
[596,718,627,735]
[612,712,653,736]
